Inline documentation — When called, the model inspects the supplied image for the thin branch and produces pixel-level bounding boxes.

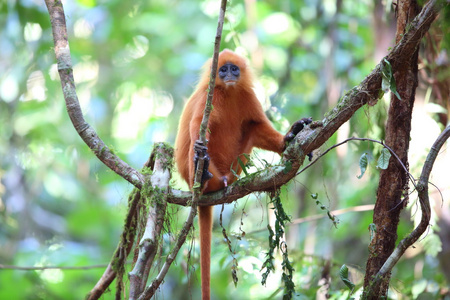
[247,204,375,235]
[192,0,228,193]
[372,125,450,282]
[0,264,116,271]
[297,137,417,188]
[44,0,144,189]
[138,1,228,299]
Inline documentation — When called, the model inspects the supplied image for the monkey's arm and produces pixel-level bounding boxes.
[250,117,313,159]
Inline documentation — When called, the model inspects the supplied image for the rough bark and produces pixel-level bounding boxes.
[363,1,421,298]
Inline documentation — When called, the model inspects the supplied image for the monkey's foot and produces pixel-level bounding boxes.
[193,140,213,185]
[222,176,228,188]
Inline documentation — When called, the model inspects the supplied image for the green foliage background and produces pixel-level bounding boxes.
[0,0,448,299]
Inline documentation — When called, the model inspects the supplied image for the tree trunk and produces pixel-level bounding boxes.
[363,0,421,298]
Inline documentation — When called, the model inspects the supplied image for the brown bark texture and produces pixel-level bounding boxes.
[363,0,421,298]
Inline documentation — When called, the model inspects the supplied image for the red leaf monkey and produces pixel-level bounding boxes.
[175,49,311,300]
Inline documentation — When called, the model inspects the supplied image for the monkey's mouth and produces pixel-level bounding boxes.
[224,80,237,86]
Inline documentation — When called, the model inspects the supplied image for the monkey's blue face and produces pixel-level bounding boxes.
[218,63,240,86]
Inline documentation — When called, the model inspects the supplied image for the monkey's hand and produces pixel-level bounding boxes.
[193,140,213,186]
[284,117,313,142]
[284,117,313,160]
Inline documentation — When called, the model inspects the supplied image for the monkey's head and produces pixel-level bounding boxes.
[199,49,253,90]
[216,49,252,89]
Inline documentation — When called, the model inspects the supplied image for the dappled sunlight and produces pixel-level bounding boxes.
[409,101,443,167]
[201,0,221,17]
[263,47,288,73]
[25,71,46,102]
[262,13,293,35]
[125,35,149,60]
[74,18,94,39]
[38,268,64,284]
[48,63,59,81]
[113,35,149,65]
[24,22,42,42]
[73,60,99,84]
[112,86,174,149]
[0,74,19,103]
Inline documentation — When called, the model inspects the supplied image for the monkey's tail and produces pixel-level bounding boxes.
[198,205,213,300]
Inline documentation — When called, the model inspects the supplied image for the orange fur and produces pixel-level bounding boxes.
[175,49,286,300]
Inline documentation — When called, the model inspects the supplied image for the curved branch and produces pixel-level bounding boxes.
[44,0,144,189]
[373,125,450,283]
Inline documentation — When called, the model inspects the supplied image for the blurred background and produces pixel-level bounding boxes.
[0,0,449,299]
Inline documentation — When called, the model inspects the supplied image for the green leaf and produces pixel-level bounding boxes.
[237,157,248,176]
[357,152,369,179]
[381,59,392,94]
[369,223,376,242]
[390,76,402,99]
[242,153,254,167]
[377,148,391,169]
[310,193,318,199]
[339,264,355,294]
[381,59,401,100]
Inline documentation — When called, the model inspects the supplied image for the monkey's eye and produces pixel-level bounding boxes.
[219,66,227,73]
[230,65,240,76]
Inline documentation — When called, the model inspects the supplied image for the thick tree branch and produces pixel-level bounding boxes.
[44,0,144,189]
[362,1,446,297]
[129,144,171,299]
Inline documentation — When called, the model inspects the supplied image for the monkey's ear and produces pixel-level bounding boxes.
[284,117,313,143]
